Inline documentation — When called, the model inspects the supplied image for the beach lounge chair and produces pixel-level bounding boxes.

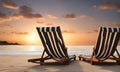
[79,27,120,65]
[28,26,76,65]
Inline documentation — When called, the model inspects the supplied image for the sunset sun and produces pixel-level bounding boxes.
[29,35,36,43]
[26,32,40,45]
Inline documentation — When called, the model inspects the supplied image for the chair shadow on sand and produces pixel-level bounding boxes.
[27,60,119,72]
[100,65,120,72]
[28,60,84,72]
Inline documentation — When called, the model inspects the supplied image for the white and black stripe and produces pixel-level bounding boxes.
[102,32,119,58]
[37,26,67,58]
[95,27,120,60]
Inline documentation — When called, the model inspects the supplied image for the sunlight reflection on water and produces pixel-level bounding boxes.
[0,45,119,55]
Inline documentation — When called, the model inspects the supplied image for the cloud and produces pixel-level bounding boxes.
[0,24,14,34]
[0,11,7,18]
[0,0,43,23]
[62,29,75,33]
[97,2,120,13]
[0,0,19,9]
[0,16,19,23]
[0,5,43,23]
[93,5,97,8]
[11,31,29,35]
[37,21,54,26]
[0,11,7,22]
[45,22,54,26]
[88,29,98,33]
[80,15,94,20]
[63,14,76,20]
[0,24,13,29]
[0,24,14,31]
[14,5,42,19]
[0,31,29,35]
[112,22,120,27]
[0,31,6,34]
[0,12,22,23]
[47,14,58,19]
[36,20,44,24]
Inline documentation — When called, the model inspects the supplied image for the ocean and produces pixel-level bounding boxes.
[0,45,119,56]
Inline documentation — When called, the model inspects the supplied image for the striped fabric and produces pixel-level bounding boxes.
[95,27,120,60]
[36,26,68,58]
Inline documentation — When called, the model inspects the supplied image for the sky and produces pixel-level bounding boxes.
[0,0,120,45]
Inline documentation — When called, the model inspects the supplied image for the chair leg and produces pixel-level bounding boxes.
[74,57,76,60]
[40,59,44,65]
[74,55,76,60]
[79,56,85,61]
[79,57,81,60]
[116,60,120,65]
[91,60,93,65]
[79,55,82,60]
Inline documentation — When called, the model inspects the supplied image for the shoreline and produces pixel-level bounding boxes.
[0,55,119,72]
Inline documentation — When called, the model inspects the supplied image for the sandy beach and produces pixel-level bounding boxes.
[0,55,119,72]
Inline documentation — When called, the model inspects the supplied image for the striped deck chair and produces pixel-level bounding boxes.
[28,26,76,65]
[79,27,120,65]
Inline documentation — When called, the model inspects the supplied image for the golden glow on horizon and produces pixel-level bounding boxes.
[24,31,40,45]
[28,35,36,43]
[0,16,98,45]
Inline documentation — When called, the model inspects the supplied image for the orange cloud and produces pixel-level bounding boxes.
[80,15,94,20]
[11,31,29,35]
[88,29,98,33]
[0,24,13,29]
[45,22,54,26]
[36,20,44,24]
[63,14,76,20]
[0,23,27,34]
[0,24,14,35]
[0,11,7,18]
[47,14,58,19]
[0,31,6,34]
[97,2,120,12]
[0,11,9,23]
[0,14,23,23]
[62,29,75,33]
[112,22,120,27]
[36,20,54,26]
[0,0,19,9]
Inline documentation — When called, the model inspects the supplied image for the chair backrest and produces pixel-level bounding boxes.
[94,27,120,60]
[36,26,68,58]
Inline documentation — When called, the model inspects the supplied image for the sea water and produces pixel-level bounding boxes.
[0,45,119,56]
